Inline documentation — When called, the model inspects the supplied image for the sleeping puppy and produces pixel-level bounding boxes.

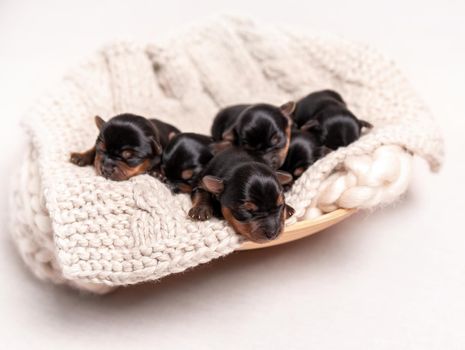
[188,147,295,243]
[293,90,373,150]
[279,129,328,190]
[293,89,345,118]
[161,133,214,194]
[211,102,295,169]
[70,113,180,181]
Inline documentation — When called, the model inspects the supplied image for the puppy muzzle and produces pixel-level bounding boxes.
[250,215,284,241]
[262,152,281,170]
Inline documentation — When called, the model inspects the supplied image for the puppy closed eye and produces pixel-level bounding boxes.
[233,203,257,221]
[270,134,280,146]
[241,140,255,151]
[121,150,134,159]
[240,139,249,146]
[242,201,258,212]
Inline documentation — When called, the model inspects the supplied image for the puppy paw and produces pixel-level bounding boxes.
[150,170,167,182]
[70,152,93,166]
[188,205,213,221]
[282,184,292,192]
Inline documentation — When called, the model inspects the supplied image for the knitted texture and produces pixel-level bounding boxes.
[9,17,443,293]
[307,144,414,217]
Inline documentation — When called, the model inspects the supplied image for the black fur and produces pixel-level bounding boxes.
[211,103,293,169]
[162,133,214,194]
[293,90,373,150]
[280,129,323,189]
[70,113,180,181]
[188,147,294,242]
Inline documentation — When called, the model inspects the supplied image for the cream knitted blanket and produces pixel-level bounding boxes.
[9,17,443,294]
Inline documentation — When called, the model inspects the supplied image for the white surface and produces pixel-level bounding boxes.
[0,1,464,349]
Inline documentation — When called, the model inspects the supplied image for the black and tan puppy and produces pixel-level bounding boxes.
[211,102,295,169]
[161,133,214,194]
[70,113,180,181]
[188,147,295,243]
[293,90,373,150]
[280,129,327,190]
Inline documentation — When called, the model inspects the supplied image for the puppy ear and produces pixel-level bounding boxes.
[209,140,233,155]
[285,204,295,219]
[300,119,320,132]
[94,115,106,130]
[168,131,178,141]
[279,101,297,116]
[201,175,224,195]
[221,127,236,142]
[150,136,163,155]
[276,171,293,185]
[359,119,373,130]
[319,145,332,158]
[293,167,306,178]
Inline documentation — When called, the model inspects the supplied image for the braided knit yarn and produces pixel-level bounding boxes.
[304,145,413,218]
[8,16,443,293]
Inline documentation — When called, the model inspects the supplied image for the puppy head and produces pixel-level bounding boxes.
[201,163,294,242]
[293,90,346,127]
[318,113,373,150]
[222,102,295,169]
[281,130,325,180]
[94,114,162,181]
[162,133,214,194]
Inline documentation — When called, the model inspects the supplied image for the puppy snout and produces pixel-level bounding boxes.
[261,218,283,240]
[270,156,279,168]
[264,228,280,240]
[101,160,115,177]
[99,157,117,177]
[102,166,114,177]
[263,153,280,169]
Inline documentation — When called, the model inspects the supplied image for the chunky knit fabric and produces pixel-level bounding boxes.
[9,17,443,293]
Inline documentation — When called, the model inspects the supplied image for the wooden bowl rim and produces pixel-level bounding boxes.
[237,208,356,251]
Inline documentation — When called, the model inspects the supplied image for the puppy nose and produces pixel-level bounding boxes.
[102,166,114,177]
[264,154,279,168]
[264,229,279,240]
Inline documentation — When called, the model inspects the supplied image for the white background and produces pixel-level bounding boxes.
[1,0,464,349]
